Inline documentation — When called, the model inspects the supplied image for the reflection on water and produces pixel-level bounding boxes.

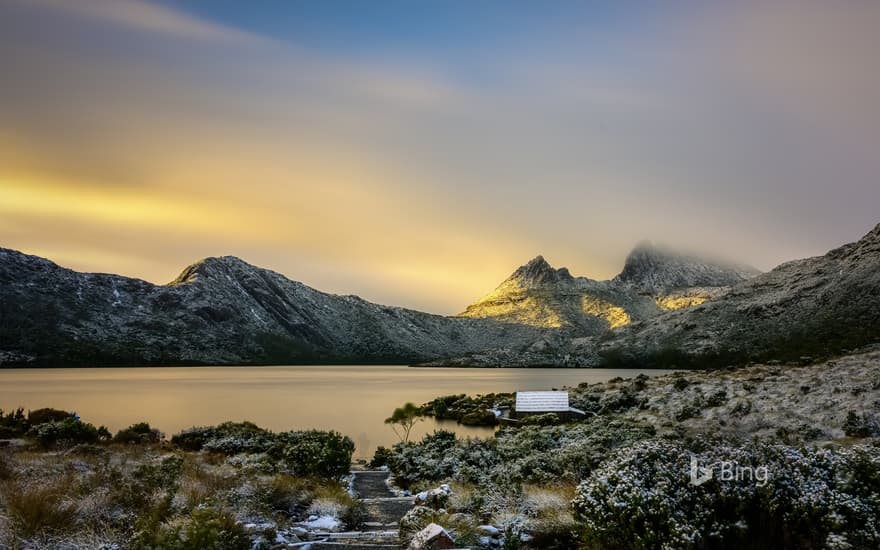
[0,366,672,457]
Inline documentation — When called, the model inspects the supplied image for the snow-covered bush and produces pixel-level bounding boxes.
[113,422,161,444]
[131,506,250,549]
[276,430,354,479]
[572,439,880,549]
[387,420,655,487]
[28,417,108,448]
[170,423,354,479]
[843,411,880,438]
[171,421,273,453]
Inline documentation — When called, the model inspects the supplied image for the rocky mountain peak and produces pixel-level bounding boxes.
[170,256,254,285]
[614,242,759,294]
[508,255,574,288]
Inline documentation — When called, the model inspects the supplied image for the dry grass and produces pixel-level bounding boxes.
[178,458,240,510]
[0,443,351,547]
[1,477,79,539]
[0,451,12,480]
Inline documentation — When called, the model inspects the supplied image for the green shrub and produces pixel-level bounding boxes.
[171,421,273,453]
[135,454,184,492]
[340,499,367,530]
[843,411,876,438]
[171,423,354,479]
[673,377,690,391]
[370,445,392,467]
[28,417,103,448]
[27,408,73,426]
[519,413,562,427]
[114,422,162,444]
[276,430,354,479]
[262,474,311,517]
[675,402,702,422]
[705,390,728,407]
[132,507,250,550]
[460,409,498,426]
[0,407,27,437]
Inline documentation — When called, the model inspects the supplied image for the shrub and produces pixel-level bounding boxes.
[460,410,498,426]
[132,506,250,550]
[518,413,562,427]
[260,474,315,517]
[28,417,103,448]
[172,421,272,453]
[27,408,72,426]
[172,423,354,479]
[370,445,392,467]
[631,374,650,391]
[386,421,655,487]
[572,439,880,549]
[114,422,162,444]
[843,411,877,438]
[673,377,690,391]
[0,407,27,437]
[340,499,367,531]
[705,390,728,407]
[276,430,354,479]
[134,454,184,492]
[421,393,511,426]
[675,402,702,422]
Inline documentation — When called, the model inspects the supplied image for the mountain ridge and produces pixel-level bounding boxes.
[2,225,877,368]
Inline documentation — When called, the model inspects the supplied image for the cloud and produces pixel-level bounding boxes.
[19,0,262,44]
[2,1,878,313]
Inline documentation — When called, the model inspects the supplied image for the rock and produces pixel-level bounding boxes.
[414,484,451,509]
[408,522,455,550]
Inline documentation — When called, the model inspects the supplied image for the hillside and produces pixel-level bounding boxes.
[599,223,880,367]
[0,251,542,366]
[2,224,878,368]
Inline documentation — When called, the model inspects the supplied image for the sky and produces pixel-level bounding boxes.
[1,0,878,314]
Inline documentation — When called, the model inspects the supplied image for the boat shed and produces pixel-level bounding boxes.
[514,391,585,419]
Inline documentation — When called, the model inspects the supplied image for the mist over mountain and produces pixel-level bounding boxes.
[1,224,878,368]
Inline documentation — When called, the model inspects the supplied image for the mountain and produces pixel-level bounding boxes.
[459,256,639,331]
[614,242,760,294]
[458,248,758,334]
[2,224,877,369]
[599,223,880,368]
[0,250,542,367]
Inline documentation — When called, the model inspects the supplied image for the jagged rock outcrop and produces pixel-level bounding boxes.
[458,248,758,333]
[614,242,759,294]
[0,250,542,367]
[599,223,880,367]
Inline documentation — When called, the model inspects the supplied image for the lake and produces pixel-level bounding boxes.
[0,366,673,457]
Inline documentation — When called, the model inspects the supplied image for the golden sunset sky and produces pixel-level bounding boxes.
[2,1,879,313]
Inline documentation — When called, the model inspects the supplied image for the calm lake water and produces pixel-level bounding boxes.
[0,366,673,458]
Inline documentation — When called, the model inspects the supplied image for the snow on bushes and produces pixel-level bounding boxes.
[388,419,656,487]
[170,422,354,479]
[572,439,880,549]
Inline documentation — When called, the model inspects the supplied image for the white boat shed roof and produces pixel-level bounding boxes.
[515,391,570,412]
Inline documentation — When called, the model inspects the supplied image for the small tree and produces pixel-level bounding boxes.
[385,403,423,443]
